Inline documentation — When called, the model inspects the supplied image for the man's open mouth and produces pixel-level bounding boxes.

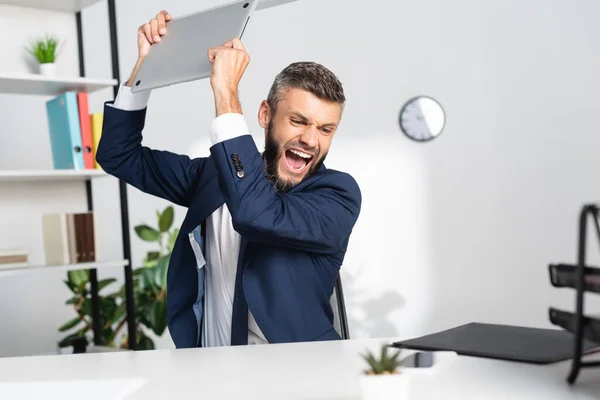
[285,149,313,173]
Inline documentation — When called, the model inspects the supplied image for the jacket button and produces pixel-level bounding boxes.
[231,153,239,161]
[237,170,245,178]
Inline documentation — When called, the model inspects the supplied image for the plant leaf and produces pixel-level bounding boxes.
[149,300,168,336]
[143,251,160,268]
[68,270,89,288]
[65,297,78,305]
[113,303,126,324]
[168,228,179,252]
[363,346,402,374]
[100,327,116,346]
[135,225,160,242]
[140,268,159,294]
[80,299,92,316]
[362,351,378,372]
[100,297,117,321]
[136,330,155,350]
[155,255,170,288]
[76,280,88,295]
[64,280,78,294]
[98,278,117,292]
[58,317,81,332]
[389,350,401,369]
[26,35,61,63]
[146,251,161,262]
[158,206,174,232]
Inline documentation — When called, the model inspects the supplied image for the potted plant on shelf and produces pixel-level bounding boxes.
[360,344,409,400]
[57,205,178,352]
[26,34,62,76]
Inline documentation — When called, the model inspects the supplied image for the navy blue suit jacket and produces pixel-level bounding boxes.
[96,103,362,348]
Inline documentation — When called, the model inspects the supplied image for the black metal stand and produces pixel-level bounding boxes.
[74,2,136,350]
[106,0,137,352]
[335,275,350,340]
[567,204,600,383]
[549,204,600,384]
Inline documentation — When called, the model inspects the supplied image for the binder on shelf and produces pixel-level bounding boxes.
[73,213,85,263]
[45,92,85,170]
[72,212,97,262]
[90,113,103,170]
[76,92,95,169]
[86,212,96,261]
[66,213,77,262]
[42,213,71,265]
[42,212,97,265]
[0,249,28,269]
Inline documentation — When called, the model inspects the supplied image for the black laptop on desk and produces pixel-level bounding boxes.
[390,322,600,364]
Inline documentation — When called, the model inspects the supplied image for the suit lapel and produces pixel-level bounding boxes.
[231,236,252,345]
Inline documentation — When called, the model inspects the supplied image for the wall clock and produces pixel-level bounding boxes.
[399,96,446,142]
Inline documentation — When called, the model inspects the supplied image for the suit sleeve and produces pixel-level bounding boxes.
[96,89,204,208]
[209,131,361,255]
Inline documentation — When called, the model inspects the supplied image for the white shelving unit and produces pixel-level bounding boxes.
[0,169,108,182]
[0,0,137,351]
[0,260,129,277]
[0,73,117,96]
[0,0,101,12]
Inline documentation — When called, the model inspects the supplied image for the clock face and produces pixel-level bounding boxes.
[399,96,446,142]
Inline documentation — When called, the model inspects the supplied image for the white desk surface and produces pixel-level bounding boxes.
[0,337,599,399]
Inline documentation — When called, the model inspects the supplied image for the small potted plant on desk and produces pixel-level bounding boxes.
[360,344,409,400]
[26,34,62,76]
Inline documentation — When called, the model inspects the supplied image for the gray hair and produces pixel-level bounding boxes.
[266,61,346,114]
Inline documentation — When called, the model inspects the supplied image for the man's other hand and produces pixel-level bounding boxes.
[138,10,172,59]
[207,38,250,100]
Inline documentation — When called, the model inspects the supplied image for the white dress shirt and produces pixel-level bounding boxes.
[108,83,268,346]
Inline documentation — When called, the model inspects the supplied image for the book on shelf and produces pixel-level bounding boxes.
[42,212,97,265]
[46,92,84,170]
[91,112,103,170]
[45,91,104,171]
[76,92,95,169]
[0,249,28,270]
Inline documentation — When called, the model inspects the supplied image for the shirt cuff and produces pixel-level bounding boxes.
[210,113,250,145]
[107,82,151,111]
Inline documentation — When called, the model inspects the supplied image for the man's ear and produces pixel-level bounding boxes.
[258,100,271,129]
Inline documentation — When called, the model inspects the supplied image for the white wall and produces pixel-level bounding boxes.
[1,0,600,357]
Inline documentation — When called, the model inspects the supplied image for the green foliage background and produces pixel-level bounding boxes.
[59,206,177,350]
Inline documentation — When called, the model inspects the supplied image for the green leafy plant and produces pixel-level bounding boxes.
[58,205,178,350]
[362,345,403,375]
[26,34,62,64]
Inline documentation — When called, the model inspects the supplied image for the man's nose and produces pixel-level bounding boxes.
[299,125,319,149]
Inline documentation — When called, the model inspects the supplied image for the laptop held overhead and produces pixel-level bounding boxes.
[131,0,259,93]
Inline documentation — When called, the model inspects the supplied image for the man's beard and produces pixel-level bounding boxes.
[263,121,327,192]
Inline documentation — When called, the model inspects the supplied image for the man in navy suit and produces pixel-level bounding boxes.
[96,10,361,348]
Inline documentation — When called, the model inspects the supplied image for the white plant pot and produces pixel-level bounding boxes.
[39,62,56,76]
[359,373,410,400]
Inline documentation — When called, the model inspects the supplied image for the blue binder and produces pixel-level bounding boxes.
[46,92,84,170]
